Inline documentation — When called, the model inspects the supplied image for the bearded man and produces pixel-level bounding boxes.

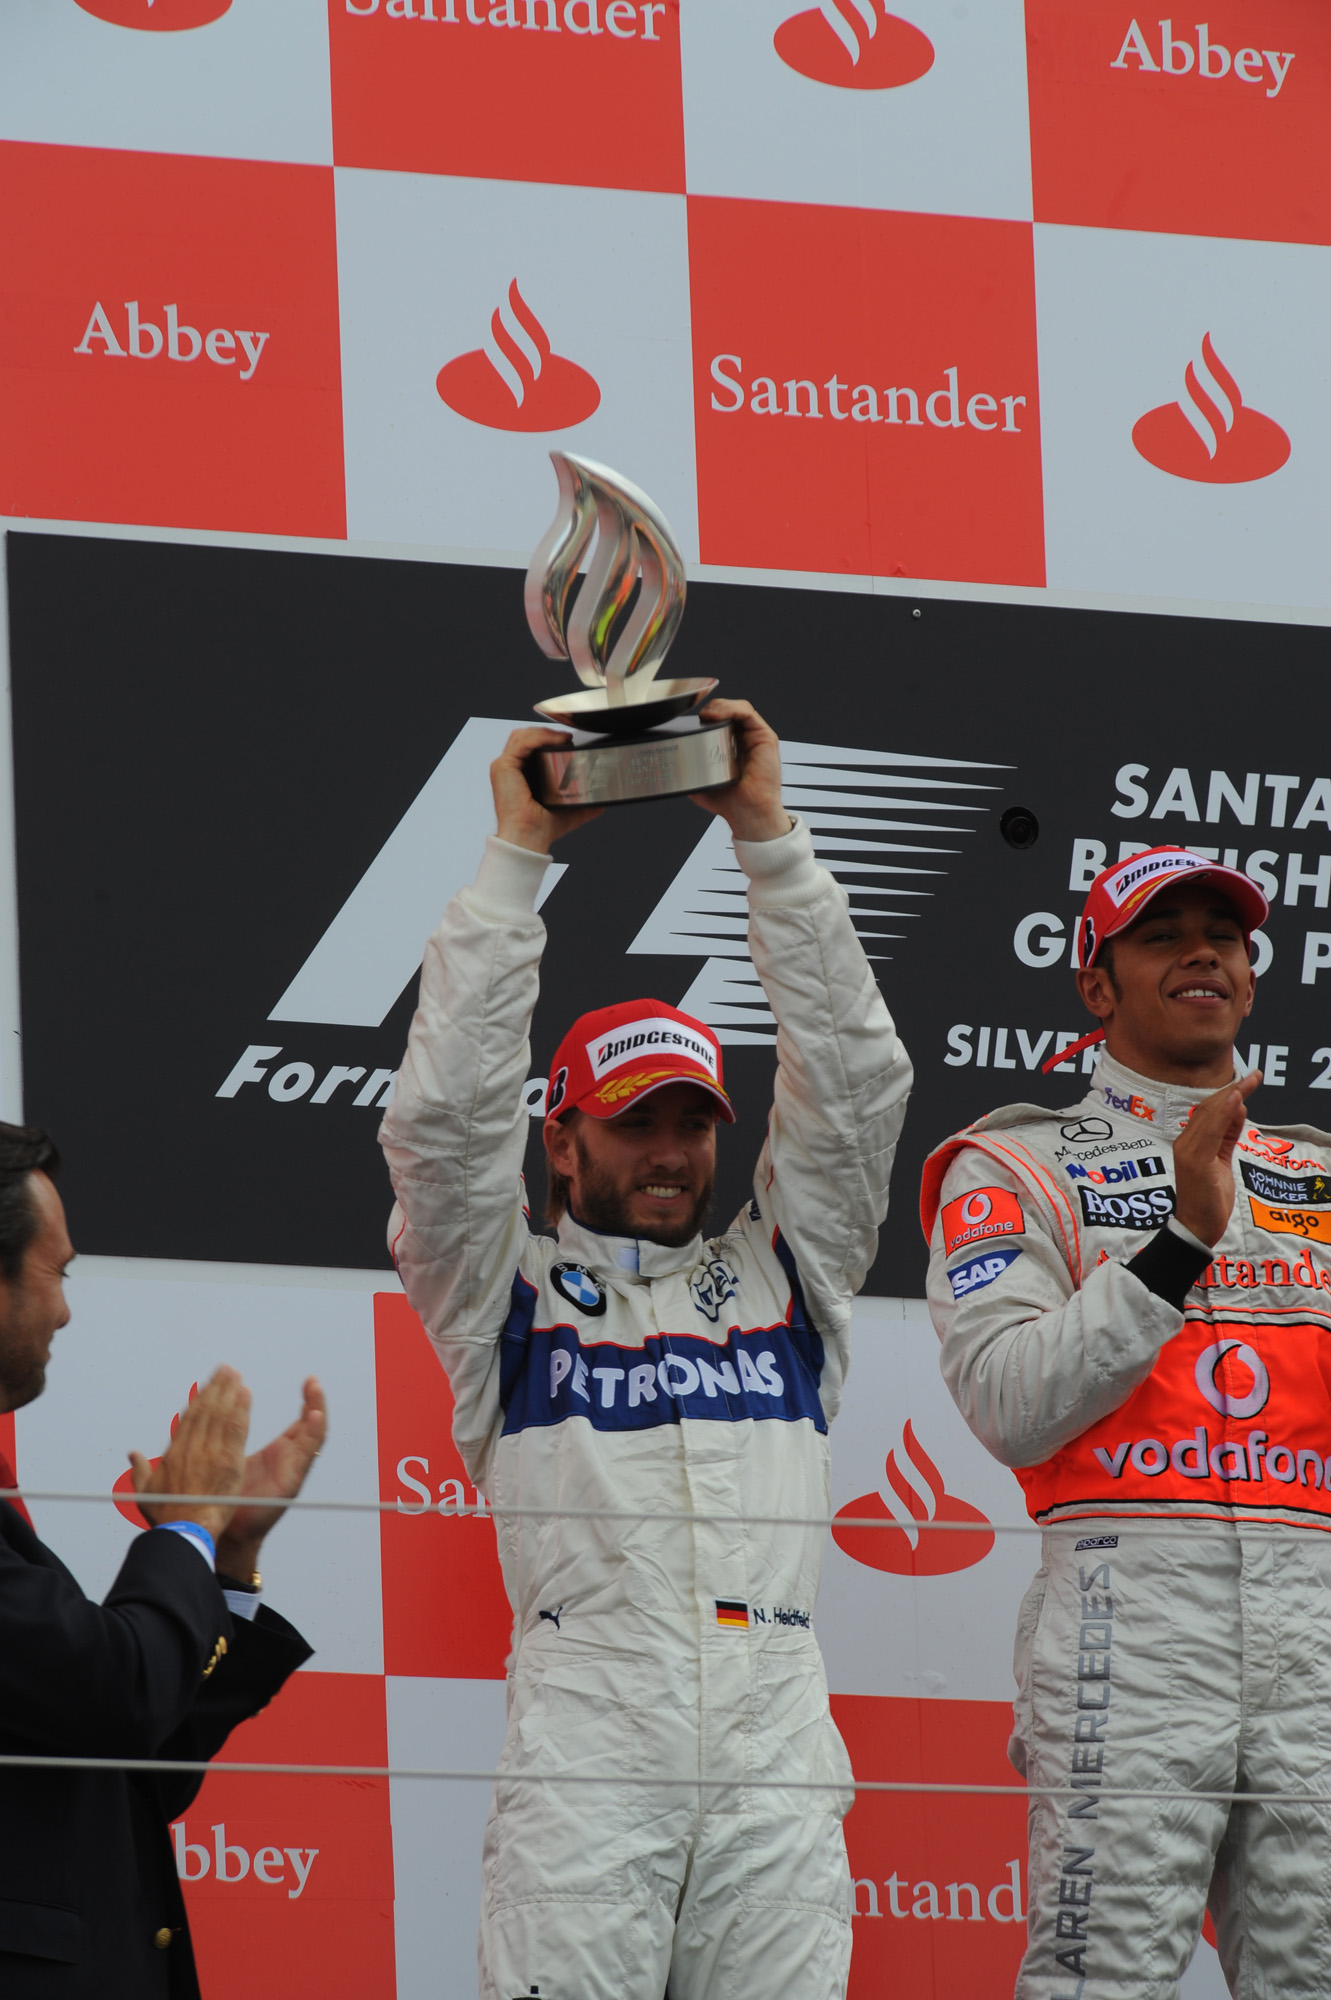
[379,700,911,2000]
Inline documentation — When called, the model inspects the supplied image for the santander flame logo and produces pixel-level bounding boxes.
[436,280,600,434]
[774,0,934,90]
[832,1421,994,1576]
[112,1383,198,1527]
[1132,333,1290,484]
[74,0,232,27]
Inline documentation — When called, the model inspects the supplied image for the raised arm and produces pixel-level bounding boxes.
[378,728,598,1481]
[692,702,912,1410]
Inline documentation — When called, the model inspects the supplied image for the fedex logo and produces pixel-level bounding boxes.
[1102,1086,1155,1121]
[1111,21,1295,97]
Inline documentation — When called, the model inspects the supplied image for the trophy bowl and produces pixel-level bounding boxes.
[533,675,718,736]
[522,454,741,808]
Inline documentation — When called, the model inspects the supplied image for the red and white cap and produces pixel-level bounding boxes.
[1042,846,1268,1074]
[1077,845,1268,970]
[545,999,735,1124]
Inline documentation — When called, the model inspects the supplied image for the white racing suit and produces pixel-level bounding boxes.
[923,1050,1331,2000]
[381,817,911,2000]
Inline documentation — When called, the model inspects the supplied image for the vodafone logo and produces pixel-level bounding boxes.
[1132,333,1290,484]
[832,1422,994,1577]
[436,280,600,432]
[959,1191,992,1226]
[75,0,232,26]
[774,1,933,90]
[1194,1338,1271,1420]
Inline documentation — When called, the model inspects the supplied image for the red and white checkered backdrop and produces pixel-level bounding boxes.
[3,4,1330,1994]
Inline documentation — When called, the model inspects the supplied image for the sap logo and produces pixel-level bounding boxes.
[437,279,599,432]
[1102,1085,1155,1121]
[710,356,1026,433]
[1111,21,1295,97]
[773,1,933,91]
[1133,333,1289,485]
[173,1823,317,1899]
[1078,1184,1176,1229]
[345,0,667,35]
[76,0,231,27]
[1065,1154,1167,1186]
[74,303,269,379]
[947,1246,1022,1299]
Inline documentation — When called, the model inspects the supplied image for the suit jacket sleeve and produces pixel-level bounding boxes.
[151,1603,314,1823]
[0,1518,237,1759]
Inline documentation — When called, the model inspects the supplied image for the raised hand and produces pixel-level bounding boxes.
[129,1366,250,1543]
[491,727,604,854]
[215,1377,328,1582]
[688,699,793,843]
[1172,1070,1262,1245]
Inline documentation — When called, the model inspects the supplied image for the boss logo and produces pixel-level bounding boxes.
[1078,1184,1176,1230]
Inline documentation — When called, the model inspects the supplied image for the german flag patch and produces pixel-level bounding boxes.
[715,1599,749,1630]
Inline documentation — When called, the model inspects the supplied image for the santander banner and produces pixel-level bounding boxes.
[773,2,934,90]
[1132,332,1290,483]
[436,279,601,431]
[689,197,1044,584]
[329,0,685,192]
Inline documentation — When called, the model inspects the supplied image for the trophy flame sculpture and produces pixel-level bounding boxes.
[522,452,741,807]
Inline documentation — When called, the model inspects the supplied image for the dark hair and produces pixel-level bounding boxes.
[1094,937,1119,994]
[0,1124,60,1283]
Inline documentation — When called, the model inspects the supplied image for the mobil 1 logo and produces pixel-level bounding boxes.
[1078,1184,1176,1230]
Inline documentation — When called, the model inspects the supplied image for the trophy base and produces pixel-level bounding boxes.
[529,720,741,809]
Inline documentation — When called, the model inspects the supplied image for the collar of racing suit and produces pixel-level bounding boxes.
[554,1212,704,1281]
[1088,1048,1246,1140]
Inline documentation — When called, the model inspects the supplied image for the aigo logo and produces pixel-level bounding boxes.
[435,279,600,431]
[1132,331,1290,483]
[773,0,933,90]
[74,0,231,26]
[832,1421,994,1576]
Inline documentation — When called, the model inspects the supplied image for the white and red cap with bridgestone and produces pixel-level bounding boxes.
[545,998,735,1123]
[1077,845,1268,971]
[1042,846,1269,1074]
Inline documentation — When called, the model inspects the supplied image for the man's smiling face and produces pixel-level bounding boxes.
[545,1082,720,1248]
[1075,880,1256,1086]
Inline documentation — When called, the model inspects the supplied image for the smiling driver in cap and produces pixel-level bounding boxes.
[922,843,1331,1997]
[379,699,911,2000]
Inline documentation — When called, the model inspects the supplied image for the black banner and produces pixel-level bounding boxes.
[7,529,1331,1290]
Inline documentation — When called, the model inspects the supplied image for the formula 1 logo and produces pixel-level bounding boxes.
[773,1,934,89]
[1132,332,1290,484]
[832,1422,994,1576]
[436,279,600,433]
[74,0,231,25]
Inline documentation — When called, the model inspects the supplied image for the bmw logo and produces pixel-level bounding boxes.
[552,1262,606,1316]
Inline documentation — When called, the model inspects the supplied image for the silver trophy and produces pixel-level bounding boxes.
[523,453,741,809]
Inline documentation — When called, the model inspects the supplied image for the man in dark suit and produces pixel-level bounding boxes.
[0,1122,326,1996]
